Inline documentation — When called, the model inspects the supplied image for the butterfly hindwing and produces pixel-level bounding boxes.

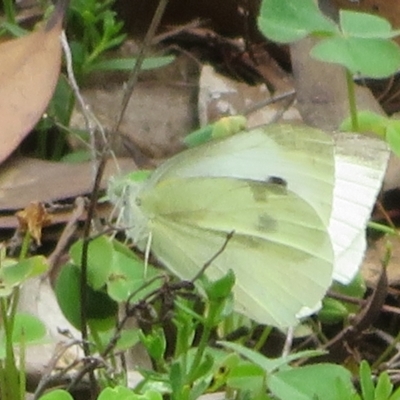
[329,133,389,283]
[140,177,333,328]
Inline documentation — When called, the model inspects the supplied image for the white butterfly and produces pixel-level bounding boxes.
[109,124,388,328]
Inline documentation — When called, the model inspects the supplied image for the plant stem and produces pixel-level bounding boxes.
[253,326,272,352]
[1,298,19,400]
[188,323,212,383]
[373,329,400,369]
[2,0,16,25]
[187,303,219,383]
[346,69,359,131]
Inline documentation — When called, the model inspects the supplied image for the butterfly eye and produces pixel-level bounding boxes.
[267,176,287,187]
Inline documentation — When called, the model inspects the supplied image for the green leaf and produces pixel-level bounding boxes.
[189,379,212,400]
[389,386,400,400]
[324,272,367,319]
[143,392,163,400]
[98,387,163,400]
[70,236,113,290]
[99,328,140,353]
[0,313,47,359]
[0,256,48,297]
[39,389,74,400]
[311,37,400,78]
[12,313,47,343]
[375,372,393,399]
[318,297,349,324]
[268,364,356,400]
[46,74,75,126]
[218,341,325,373]
[170,360,185,396]
[107,250,161,302]
[257,0,336,43]
[227,361,265,392]
[89,56,175,72]
[139,329,166,362]
[339,10,400,39]
[98,386,135,400]
[386,123,400,158]
[54,264,81,329]
[189,353,215,382]
[55,263,117,330]
[335,272,366,299]
[0,21,29,37]
[60,150,92,163]
[202,269,235,301]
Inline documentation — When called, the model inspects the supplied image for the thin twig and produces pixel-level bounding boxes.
[33,339,83,399]
[191,231,234,282]
[61,31,107,164]
[66,357,105,392]
[151,19,203,45]
[47,197,86,273]
[328,290,400,315]
[242,89,296,116]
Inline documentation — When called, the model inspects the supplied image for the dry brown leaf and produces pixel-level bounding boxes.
[16,202,52,244]
[0,0,69,164]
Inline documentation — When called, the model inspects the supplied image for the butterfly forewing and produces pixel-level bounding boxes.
[145,124,335,228]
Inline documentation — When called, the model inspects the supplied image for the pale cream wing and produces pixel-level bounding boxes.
[145,124,335,228]
[329,133,389,283]
[140,177,333,328]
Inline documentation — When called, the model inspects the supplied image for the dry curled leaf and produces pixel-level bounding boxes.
[0,0,69,164]
[16,202,52,245]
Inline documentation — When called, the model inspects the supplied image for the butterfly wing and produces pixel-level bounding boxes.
[330,133,389,283]
[146,124,335,228]
[140,177,333,328]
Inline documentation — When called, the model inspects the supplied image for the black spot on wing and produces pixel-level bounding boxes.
[249,177,288,203]
[258,213,277,232]
[267,176,287,187]
[250,183,270,202]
